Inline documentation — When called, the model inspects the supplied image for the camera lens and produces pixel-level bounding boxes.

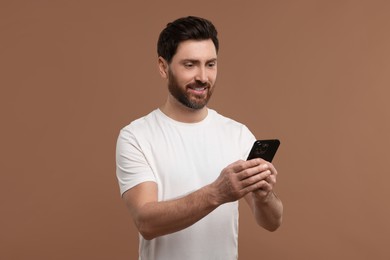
[260,143,268,153]
[256,143,269,154]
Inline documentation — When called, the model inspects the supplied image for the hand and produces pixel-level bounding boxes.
[211,159,273,204]
[250,159,278,203]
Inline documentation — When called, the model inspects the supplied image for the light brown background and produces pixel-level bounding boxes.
[1,1,389,259]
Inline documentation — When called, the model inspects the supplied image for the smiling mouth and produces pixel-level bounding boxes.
[188,86,208,95]
[188,81,209,90]
[189,86,206,91]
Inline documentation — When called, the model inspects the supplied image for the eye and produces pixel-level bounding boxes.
[207,61,217,68]
[184,62,194,68]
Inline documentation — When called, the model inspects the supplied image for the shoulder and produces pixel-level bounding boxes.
[120,110,159,133]
[208,108,247,128]
[208,109,256,158]
[117,110,162,147]
[208,108,254,139]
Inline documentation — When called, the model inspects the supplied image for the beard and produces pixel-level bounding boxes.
[167,70,215,110]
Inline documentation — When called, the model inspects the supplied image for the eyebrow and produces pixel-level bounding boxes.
[182,58,217,64]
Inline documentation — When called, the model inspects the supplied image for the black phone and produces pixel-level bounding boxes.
[247,139,280,162]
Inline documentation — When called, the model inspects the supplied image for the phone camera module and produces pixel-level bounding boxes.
[256,143,269,154]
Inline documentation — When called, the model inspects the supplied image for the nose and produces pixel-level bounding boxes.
[195,67,208,84]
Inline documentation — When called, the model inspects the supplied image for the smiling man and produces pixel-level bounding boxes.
[160,39,217,122]
[116,16,283,260]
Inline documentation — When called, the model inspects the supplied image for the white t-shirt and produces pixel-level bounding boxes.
[116,108,255,260]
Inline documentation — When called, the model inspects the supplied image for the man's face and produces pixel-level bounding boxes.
[166,39,217,110]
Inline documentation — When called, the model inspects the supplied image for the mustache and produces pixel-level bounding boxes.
[188,81,210,88]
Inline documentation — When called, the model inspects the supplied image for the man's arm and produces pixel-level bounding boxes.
[122,159,272,240]
[244,160,283,231]
[123,181,219,240]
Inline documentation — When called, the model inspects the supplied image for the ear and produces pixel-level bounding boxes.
[158,57,169,79]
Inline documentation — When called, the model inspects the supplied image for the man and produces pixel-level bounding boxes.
[116,16,283,260]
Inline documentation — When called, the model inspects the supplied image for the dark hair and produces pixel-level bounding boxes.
[157,16,219,63]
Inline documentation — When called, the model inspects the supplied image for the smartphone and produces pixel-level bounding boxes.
[247,139,280,162]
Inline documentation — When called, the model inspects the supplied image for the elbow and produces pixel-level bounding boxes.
[131,204,163,240]
[262,216,283,232]
[136,218,159,240]
[139,231,156,241]
[264,222,282,232]
[257,214,282,232]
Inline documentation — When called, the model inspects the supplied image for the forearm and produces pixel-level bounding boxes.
[134,184,219,240]
[126,159,273,239]
[251,192,283,231]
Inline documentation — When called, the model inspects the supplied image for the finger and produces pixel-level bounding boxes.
[240,171,270,189]
[266,162,277,176]
[248,157,268,164]
[236,163,269,181]
[243,179,271,194]
[224,160,247,176]
[258,180,273,192]
[253,187,272,199]
[238,173,276,198]
[265,174,276,185]
[253,188,270,197]
[235,157,271,170]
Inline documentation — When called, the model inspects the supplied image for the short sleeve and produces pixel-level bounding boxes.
[240,125,256,160]
[115,126,156,196]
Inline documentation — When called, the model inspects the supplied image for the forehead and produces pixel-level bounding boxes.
[173,39,217,61]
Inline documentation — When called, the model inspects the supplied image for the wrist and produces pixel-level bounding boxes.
[204,184,222,207]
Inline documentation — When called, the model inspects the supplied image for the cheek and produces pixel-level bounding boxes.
[209,72,217,84]
[179,72,198,85]
[170,68,194,84]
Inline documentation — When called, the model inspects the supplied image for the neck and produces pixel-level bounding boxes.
[160,96,208,123]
